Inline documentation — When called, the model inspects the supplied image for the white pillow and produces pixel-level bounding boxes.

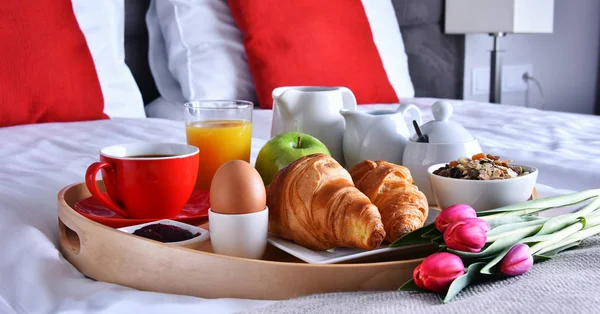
[146,0,413,116]
[146,0,186,107]
[147,0,257,107]
[362,0,415,99]
[71,0,146,118]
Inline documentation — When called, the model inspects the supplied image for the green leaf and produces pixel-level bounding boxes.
[449,225,539,260]
[421,227,443,239]
[398,279,422,292]
[534,241,581,261]
[389,224,436,247]
[431,235,446,245]
[441,262,487,303]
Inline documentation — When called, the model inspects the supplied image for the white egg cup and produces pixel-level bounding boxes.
[208,207,269,259]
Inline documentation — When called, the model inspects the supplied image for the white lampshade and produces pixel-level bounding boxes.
[445,0,554,34]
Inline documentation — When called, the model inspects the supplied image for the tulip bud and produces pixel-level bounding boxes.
[500,243,533,276]
[444,218,490,253]
[413,252,465,293]
[435,204,477,233]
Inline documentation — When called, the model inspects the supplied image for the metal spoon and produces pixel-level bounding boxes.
[412,120,429,143]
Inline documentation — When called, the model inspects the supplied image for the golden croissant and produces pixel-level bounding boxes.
[349,160,428,243]
[266,154,386,251]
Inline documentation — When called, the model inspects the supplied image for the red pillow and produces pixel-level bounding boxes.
[228,0,399,108]
[0,0,106,128]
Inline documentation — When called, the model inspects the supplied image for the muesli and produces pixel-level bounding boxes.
[433,153,529,180]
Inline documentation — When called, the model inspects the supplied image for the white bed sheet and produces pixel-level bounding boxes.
[0,98,599,313]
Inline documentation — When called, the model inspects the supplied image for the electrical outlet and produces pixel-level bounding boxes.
[502,65,533,92]
[472,64,533,95]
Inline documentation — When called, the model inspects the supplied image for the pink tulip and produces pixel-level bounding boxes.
[413,252,465,293]
[444,218,491,253]
[435,204,477,233]
[500,243,533,276]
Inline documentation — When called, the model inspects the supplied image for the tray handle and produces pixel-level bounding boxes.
[58,217,81,255]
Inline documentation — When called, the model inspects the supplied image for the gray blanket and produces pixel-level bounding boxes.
[248,236,600,313]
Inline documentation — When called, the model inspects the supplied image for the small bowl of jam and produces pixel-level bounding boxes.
[118,219,210,249]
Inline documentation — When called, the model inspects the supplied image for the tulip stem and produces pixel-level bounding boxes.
[531,196,600,238]
[537,224,600,255]
[527,221,585,254]
[486,218,549,243]
[486,222,544,243]
[482,215,544,226]
[532,215,600,254]
[477,189,600,216]
[584,215,600,228]
[483,194,600,244]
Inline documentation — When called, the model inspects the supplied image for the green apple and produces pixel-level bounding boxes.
[255,132,330,185]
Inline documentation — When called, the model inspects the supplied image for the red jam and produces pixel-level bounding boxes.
[132,223,200,243]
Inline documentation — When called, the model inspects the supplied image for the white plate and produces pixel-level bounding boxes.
[267,236,420,264]
[268,210,440,264]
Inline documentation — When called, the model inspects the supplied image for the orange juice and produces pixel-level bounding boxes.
[185,120,252,190]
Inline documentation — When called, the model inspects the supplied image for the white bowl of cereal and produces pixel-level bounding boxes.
[427,153,538,211]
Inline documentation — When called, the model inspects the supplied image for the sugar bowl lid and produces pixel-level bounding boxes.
[415,101,474,143]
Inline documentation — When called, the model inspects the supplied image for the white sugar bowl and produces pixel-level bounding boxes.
[402,101,482,205]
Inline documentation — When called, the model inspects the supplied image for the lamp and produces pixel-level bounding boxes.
[445,0,554,103]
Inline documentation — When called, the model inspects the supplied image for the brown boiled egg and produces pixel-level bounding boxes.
[209,160,266,214]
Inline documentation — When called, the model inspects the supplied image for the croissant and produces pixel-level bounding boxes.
[266,154,386,251]
[349,160,428,243]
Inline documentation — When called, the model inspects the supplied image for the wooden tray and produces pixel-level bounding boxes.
[57,181,437,300]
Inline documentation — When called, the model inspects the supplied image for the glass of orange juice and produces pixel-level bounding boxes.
[184,100,253,190]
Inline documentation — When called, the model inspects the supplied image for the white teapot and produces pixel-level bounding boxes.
[271,86,357,166]
[340,104,421,169]
[402,101,483,205]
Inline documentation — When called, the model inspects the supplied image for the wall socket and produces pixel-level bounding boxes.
[472,64,533,95]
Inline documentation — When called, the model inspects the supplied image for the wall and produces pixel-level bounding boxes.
[597,45,600,114]
[462,0,600,114]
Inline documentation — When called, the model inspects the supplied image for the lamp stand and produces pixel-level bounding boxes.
[489,32,505,103]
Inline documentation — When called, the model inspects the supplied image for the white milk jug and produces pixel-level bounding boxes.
[271,86,357,166]
[340,104,421,169]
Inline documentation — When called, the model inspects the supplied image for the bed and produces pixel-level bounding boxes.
[2,1,600,314]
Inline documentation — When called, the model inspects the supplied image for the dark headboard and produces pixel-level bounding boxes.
[124,0,464,105]
[392,0,464,99]
[124,0,158,104]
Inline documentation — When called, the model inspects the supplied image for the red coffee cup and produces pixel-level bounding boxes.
[85,143,199,219]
